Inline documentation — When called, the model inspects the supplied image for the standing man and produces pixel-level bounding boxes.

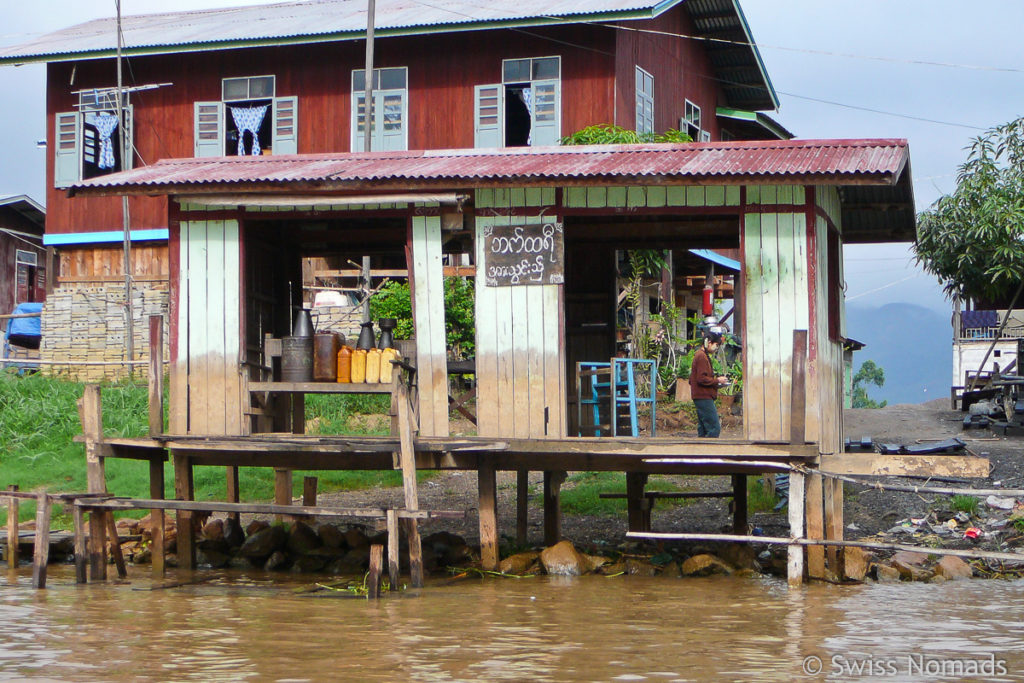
[689,329,730,438]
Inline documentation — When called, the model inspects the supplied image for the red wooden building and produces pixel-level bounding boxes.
[0,195,47,316]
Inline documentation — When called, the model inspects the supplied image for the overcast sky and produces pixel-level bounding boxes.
[3,0,1022,315]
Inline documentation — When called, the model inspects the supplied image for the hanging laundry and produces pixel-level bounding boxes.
[90,112,120,170]
[229,104,269,155]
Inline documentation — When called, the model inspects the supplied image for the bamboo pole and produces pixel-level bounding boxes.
[810,467,1024,498]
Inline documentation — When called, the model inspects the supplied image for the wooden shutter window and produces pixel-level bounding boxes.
[474,84,503,149]
[54,112,81,188]
[194,101,224,157]
[272,96,298,155]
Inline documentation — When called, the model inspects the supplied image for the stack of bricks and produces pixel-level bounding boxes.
[40,283,170,382]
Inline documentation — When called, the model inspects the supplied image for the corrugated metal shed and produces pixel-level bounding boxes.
[0,0,776,110]
[71,139,915,241]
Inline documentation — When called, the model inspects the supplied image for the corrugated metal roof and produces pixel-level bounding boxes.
[0,0,776,110]
[72,139,909,192]
[1,0,678,61]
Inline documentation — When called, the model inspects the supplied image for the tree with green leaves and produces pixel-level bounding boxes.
[852,360,887,409]
[915,117,1024,303]
[561,124,691,146]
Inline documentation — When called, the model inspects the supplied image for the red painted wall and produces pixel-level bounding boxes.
[44,6,726,238]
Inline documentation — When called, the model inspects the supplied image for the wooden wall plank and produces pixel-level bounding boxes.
[223,221,243,436]
[776,214,796,439]
[511,287,531,437]
[186,222,209,435]
[526,286,546,438]
[206,220,228,434]
[475,219,499,436]
[760,213,782,441]
[743,213,765,440]
[411,214,449,436]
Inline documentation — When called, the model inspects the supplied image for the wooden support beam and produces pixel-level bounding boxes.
[226,466,240,524]
[731,474,747,534]
[6,485,18,569]
[478,462,499,571]
[149,457,165,579]
[148,315,164,436]
[106,513,127,579]
[274,469,293,523]
[825,476,843,574]
[626,472,649,532]
[172,452,196,570]
[396,378,423,587]
[543,470,565,546]
[367,544,383,599]
[303,476,318,507]
[31,492,51,589]
[516,469,529,546]
[787,470,806,587]
[73,503,87,584]
[386,509,400,591]
[790,330,807,445]
[819,454,990,478]
[81,385,107,581]
[804,472,825,580]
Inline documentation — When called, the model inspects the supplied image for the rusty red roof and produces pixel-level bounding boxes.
[73,139,909,195]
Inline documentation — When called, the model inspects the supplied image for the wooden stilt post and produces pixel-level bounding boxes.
[516,469,529,547]
[478,462,499,571]
[274,469,293,523]
[225,466,240,524]
[149,457,165,578]
[73,502,87,583]
[148,315,164,436]
[788,470,806,587]
[302,476,318,507]
[172,452,196,570]
[805,472,825,579]
[543,470,565,546]
[367,544,383,599]
[626,472,649,532]
[732,474,748,534]
[386,509,400,590]
[788,330,808,587]
[396,377,423,587]
[81,384,107,581]
[106,513,127,579]
[6,485,18,569]
[31,492,51,589]
[825,477,844,575]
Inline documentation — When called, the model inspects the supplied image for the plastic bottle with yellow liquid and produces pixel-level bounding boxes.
[365,348,381,384]
[379,347,399,383]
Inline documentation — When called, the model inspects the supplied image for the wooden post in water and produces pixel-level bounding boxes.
[478,462,498,571]
[148,315,164,436]
[626,472,649,532]
[825,477,845,575]
[31,492,51,589]
[805,472,825,579]
[303,476,318,507]
[149,458,165,578]
[516,469,529,546]
[788,330,808,586]
[106,513,127,579]
[172,452,196,570]
[732,474,748,534]
[72,502,87,583]
[543,471,565,546]
[367,544,384,599]
[81,384,107,581]
[386,509,400,590]
[396,377,424,587]
[7,485,18,569]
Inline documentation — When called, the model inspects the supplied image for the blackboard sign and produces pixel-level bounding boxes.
[483,222,564,286]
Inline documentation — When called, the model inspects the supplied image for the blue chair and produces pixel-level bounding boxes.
[611,358,657,437]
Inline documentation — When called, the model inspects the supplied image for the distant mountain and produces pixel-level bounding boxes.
[845,302,951,405]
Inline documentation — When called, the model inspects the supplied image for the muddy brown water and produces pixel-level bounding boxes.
[3,566,1024,682]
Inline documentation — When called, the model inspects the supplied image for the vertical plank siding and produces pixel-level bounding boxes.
[475,189,566,438]
[179,219,243,435]
[742,186,811,442]
[410,213,449,437]
[813,186,845,455]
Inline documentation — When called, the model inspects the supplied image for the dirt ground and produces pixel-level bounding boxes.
[317,399,1020,554]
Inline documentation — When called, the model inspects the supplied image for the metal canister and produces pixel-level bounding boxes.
[281,336,314,382]
[313,333,340,381]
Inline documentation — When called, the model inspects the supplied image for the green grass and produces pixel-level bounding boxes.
[0,372,416,527]
[951,494,979,514]
[747,476,779,513]
[559,472,695,517]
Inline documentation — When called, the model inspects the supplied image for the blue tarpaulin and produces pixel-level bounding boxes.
[6,302,42,340]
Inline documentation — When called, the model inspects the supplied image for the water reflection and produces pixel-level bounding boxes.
[1,567,1023,681]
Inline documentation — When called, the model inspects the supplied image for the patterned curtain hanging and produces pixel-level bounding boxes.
[229,104,269,155]
[91,112,120,169]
